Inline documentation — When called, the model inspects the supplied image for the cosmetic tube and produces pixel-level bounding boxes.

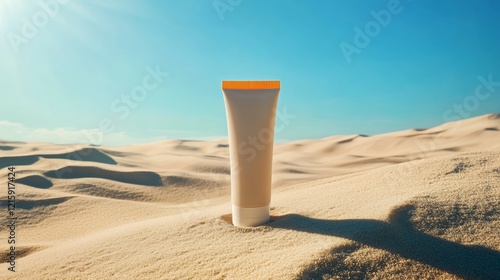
[222,81,280,227]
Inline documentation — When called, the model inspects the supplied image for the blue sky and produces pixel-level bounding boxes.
[1,0,499,145]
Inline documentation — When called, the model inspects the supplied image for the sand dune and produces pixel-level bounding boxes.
[0,114,499,279]
[0,147,116,169]
[44,166,163,186]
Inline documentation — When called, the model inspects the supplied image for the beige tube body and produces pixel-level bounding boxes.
[222,81,280,227]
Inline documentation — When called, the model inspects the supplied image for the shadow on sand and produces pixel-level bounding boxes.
[268,205,500,279]
[0,147,117,169]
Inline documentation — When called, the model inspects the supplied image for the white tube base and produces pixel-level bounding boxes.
[232,204,270,227]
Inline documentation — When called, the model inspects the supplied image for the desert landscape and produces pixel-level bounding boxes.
[1,113,499,279]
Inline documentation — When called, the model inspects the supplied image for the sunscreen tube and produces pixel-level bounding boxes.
[222,81,280,227]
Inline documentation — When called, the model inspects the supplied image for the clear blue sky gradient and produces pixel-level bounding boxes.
[1,0,499,145]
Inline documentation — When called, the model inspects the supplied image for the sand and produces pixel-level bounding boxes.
[0,113,499,279]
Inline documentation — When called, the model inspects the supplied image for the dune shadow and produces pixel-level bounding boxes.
[336,134,368,144]
[0,148,116,169]
[0,245,46,263]
[485,127,499,131]
[337,138,356,144]
[1,197,73,210]
[282,168,309,174]
[269,205,500,280]
[16,175,53,189]
[44,166,163,186]
[0,156,39,169]
[413,128,428,132]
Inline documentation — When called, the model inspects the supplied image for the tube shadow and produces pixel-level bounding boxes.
[269,206,500,279]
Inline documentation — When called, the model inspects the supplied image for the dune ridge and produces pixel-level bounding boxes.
[0,113,499,279]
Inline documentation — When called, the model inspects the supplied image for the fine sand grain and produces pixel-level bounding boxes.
[0,114,499,279]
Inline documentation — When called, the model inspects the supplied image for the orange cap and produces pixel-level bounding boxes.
[222,81,280,90]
